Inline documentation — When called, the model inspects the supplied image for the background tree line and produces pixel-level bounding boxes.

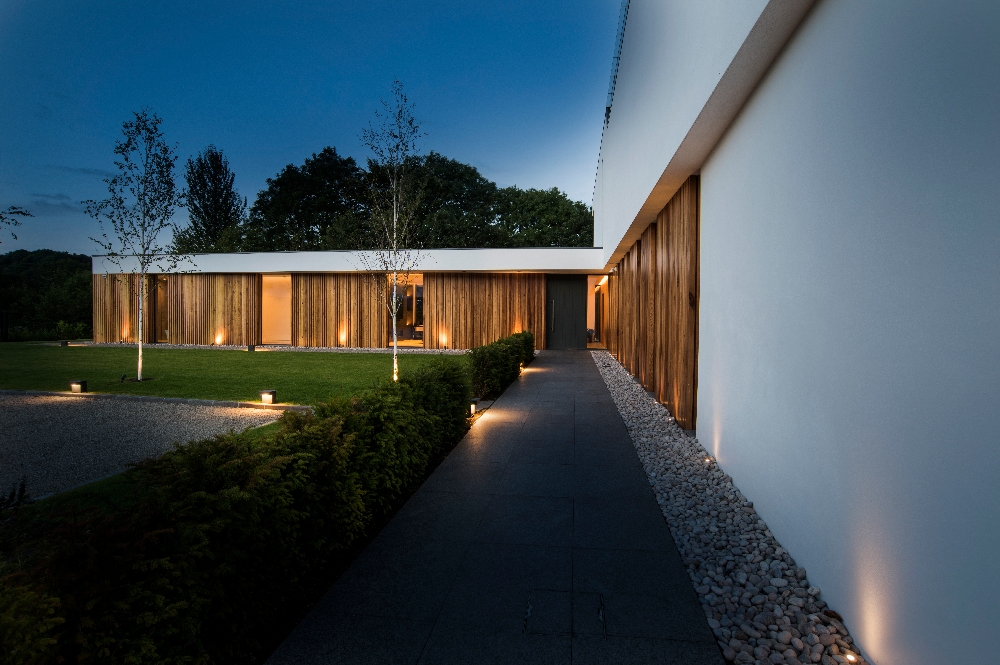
[171,146,593,253]
[0,141,593,342]
[0,250,93,341]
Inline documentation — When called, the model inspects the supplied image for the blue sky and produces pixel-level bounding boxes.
[0,0,620,254]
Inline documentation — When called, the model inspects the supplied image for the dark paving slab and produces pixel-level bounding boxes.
[267,350,722,665]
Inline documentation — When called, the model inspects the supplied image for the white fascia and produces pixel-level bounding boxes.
[91,247,608,275]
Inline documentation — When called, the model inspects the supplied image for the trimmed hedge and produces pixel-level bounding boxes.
[0,358,470,665]
[468,331,534,399]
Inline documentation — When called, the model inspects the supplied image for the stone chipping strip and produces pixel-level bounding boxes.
[591,351,868,665]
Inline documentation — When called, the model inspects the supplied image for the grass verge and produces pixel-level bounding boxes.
[0,343,462,404]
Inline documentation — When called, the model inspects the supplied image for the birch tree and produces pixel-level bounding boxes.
[0,206,31,244]
[86,108,186,381]
[359,80,424,382]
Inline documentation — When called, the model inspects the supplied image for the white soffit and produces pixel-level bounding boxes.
[598,0,817,270]
[91,247,607,275]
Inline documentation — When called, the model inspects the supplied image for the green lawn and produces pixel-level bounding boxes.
[0,343,464,405]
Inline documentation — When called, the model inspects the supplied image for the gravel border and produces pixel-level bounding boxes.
[0,393,282,499]
[85,342,467,355]
[592,351,868,665]
[0,389,313,412]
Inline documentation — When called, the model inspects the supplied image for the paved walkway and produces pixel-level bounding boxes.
[268,351,722,665]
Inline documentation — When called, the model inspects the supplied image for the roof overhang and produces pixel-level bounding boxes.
[91,247,608,275]
[596,0,818,270]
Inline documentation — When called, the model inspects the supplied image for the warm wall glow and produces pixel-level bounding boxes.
[439,332,448,348]
[852,516,897,664]
[338,325,348,346]
[597,275,608,287]
[215,331,224,345]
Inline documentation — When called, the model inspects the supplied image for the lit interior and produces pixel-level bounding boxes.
[262,274,292,345]
[588,274,607,348]
[388,273,424,348]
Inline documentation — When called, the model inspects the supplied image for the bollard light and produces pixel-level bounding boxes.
[470,398,480,415]
[70,380,87,393]
[260,389,277,404]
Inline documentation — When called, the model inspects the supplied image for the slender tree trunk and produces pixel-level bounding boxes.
[137,273,144,381]
[391,271,399,382]
[391,177,399,382]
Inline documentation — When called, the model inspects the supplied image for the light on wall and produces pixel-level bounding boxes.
[439,332,448,348]
[215,331,224,345]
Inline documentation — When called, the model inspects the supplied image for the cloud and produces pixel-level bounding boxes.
[26,193,87,216]
[30,192,73,202]
[47,165,115,178]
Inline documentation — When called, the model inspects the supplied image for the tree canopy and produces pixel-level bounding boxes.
[170,147,594,252]
[171,145,247,253]
[0,249,92,340]
[242,147,367,251]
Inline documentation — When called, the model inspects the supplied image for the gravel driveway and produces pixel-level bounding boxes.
[0,394,282,499]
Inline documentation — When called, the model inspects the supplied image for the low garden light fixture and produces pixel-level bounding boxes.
[69,380,87,393]
[470,398,480,415]
[260,390,277,405]
[247,345,255,352]
[845,655,856,663]
[59,340,69,347]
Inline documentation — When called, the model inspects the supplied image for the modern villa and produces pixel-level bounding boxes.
[92,1,999,663]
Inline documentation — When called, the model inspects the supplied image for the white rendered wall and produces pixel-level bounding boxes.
[593,0,815,268]
[698,1,1000,663]
[594,0,765,261]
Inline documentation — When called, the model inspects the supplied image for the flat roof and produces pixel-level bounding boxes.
[92,247,607,275]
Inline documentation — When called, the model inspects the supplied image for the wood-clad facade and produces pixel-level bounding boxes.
[93,270,547,351]
[291,273,387,348]
[92,274,155,344]
[166,274,262,346]
[94,273,262,346]
[90,213,701,426]
[422,272,547,350]
[604,176,700,429]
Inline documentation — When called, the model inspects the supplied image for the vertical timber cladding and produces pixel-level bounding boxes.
[92,274,155,343]
[291,273,388,348]
[423,272,547,350]
[164,274,262,346]
[92,273,262,345]
[607,175,700,429]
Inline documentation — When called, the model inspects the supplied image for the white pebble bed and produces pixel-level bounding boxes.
[592,351,868,665]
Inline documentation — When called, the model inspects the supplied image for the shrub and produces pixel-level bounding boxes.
[0,358,470,665]
[468,330,535,399]
[0,573,62,665]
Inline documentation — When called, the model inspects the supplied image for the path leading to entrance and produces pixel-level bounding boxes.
[268,351,723,665]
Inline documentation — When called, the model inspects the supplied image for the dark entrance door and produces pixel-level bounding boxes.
[546,275,587,349]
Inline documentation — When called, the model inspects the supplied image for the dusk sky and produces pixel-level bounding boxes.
[0,0,621,254]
